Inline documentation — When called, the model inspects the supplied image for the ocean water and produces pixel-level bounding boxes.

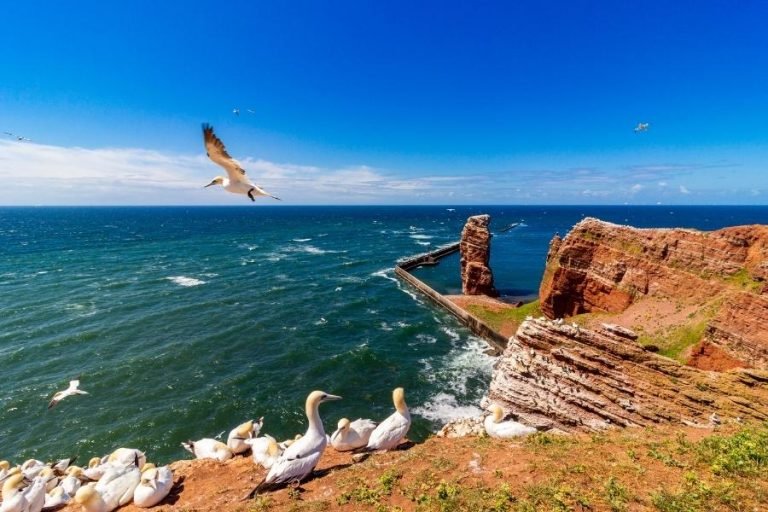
[2,205,768,464]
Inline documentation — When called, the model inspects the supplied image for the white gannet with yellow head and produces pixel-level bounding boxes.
[133,463,173,508]
[0,460,10,482]
[84,457,108,481]
[44,485,72,509]
[244,434,282,469]
[245,390,341,497]
[75,462,140,512]
[181,438,233,462]
[60,465,86,496]
[366,387,411,451]
[202,124,281,202]
[330,418,377,452]
[1,472,27,512]
[484,404,537,439]
[107,448,146,468]
[227,417,264,455]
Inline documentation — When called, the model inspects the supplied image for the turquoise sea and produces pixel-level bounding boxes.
[3,205,768,464]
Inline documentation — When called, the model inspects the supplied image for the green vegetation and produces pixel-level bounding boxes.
[696,425,768,476]
[724,268,763,292]
[637,319,709,361]
[466,300,542,332]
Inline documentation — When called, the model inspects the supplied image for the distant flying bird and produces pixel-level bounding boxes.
[49,378,89,408]
[634,122,650,133]
[3,131,30,141]
[246,109,256,114]
[232,108,240,116]
[202,123,281,202]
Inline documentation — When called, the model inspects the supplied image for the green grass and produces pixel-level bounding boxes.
[466,300,542,332]
[724,268,763,292]
[637,319,709,361]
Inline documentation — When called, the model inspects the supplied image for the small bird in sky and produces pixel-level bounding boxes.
[202,123,281,202]
[232,108,240,116]
[246,109,256,114]
[3,131,30,141]
[49,377,89,408]
[634,122,650,133]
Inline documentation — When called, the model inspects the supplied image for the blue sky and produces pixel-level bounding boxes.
[1,1,767,205]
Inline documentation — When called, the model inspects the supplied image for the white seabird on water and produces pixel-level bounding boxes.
[181,438,233,462]
[245,390,341,497]
[48,377,89,409]
[484,404,537,439]
[202,123,281,202]
[227,418,264,455]
[330,418,377,452]
[366,387,411,451]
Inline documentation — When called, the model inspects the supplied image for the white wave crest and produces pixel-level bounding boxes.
[166,276,206,287]
[412,392,485,423]
[409,234,433,240]
[292,238,312,242]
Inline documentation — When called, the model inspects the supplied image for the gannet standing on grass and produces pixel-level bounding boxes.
[366,387,411,451]
[330,418,377,451]
[244,390,341,498]
[484,404,537,439]
[202,123,281,202]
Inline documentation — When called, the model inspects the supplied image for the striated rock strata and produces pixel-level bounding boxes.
[488,318,768,433]
[539,218,768,369]
[460,215,498,296]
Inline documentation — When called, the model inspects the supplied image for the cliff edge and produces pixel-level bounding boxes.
[488,218,768,433]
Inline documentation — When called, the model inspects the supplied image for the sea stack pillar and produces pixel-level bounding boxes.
[460,215,498,296]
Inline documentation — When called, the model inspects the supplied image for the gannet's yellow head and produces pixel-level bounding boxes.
[49,486,65,498]
[393,387,408,414]
[0,460,9,471]
[88,457,101,468]
[307,390,342,408]
[39,466,54,479]
[235,420,253,437]
[75,483,99,505]
[489,404,504,423]
[140,462,156,473]
[205,176,225,188]
[267,438,280,457]
[21,459,39,469]
[141,467,159,489]
[65,465,84,477]
[337,418,351,431]
[2,473,24,497]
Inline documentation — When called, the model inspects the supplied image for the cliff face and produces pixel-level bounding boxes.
[487,218,768,432]
[460,215,498,296]
[539,218,768,369]
[488,318,768,432]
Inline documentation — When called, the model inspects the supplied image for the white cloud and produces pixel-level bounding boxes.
[630,183,644,194]
[679,185,691,194]
[0,140,472,205]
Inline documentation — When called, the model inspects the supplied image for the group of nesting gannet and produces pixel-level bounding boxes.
[202,124,281,202]
[0,448,173,512]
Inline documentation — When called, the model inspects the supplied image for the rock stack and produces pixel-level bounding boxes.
[460,215,498,296]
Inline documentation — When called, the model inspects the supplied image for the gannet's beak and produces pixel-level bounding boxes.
[204,181,216,188]
[322,394,342,402]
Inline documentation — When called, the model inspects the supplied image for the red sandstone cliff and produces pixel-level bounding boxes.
[487,218,768,432]
[460,215,498,296]
[539,218,768,369]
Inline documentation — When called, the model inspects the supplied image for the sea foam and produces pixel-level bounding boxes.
[166,276,206,287]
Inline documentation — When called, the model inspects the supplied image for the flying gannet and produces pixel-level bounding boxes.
[330,418,377,452]
[48,377,89,409]
[227,418,264,455]
[484,404,537,439]
[181,438,233,462]
[132,464,173,508]
[245,390,341,498]
[366,387,411,451]
[633,122,650,133]
[202,123,281,202]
